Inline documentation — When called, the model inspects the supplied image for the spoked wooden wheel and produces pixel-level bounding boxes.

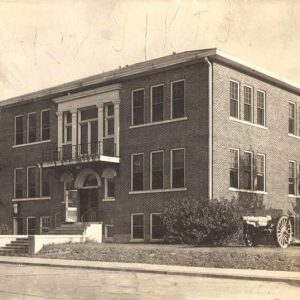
[276,216,292,248]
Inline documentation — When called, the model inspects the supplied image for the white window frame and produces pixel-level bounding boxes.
[27,112,37,143]
[40,109,51,141]
[288,101,296,135]
[171,79,185,120]
[288,160,296,196]
[150,150,164,190]
[257,90,266,127]
[131,88,145,126]
[150,212,164,241]
[256,153,266,192]
[14,168,23,199]
[131,153,144,191]
[27,166,37,198]
[104,103,114,138]
[229,148,240,189]
[131,213,145,241]
[15,115,24,145]
[243,85,253,123]
[150,84,164,123]
[40,216,51,234]
[103,178,115,201]
[243,151,253,190]
[170,148,185,189]
[230,80,240,119]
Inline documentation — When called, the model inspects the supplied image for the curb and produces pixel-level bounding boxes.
[0,256,299,284]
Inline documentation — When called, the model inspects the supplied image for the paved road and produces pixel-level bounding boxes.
[0,263,299,300]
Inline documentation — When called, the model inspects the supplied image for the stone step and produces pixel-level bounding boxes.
[5,245,28,249]
[10,241,29,246]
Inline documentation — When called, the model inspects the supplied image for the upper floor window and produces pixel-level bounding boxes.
[41,110,50,141]
[229,148,239,188]
[171,148,185,188]
[27,113,37,143]
[64,112,72,143]
[14,168,23,198]
[15,115,24,145]
[230,81,239,119]
[243,151,252,190]
[172,80,185,119]
[27,166,37,198]
[151,151,164,189]
[289,102,296,135]
[289,161,296,195]
[132,89,145,126]
[256,154,265,191]
[131,153,144,191]
[41,168,50,197]
[257,91,266,126]
[151,85,164,122]
[244,86,252,122]
[105,103,114,137]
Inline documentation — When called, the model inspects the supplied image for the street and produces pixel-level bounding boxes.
[0,263,298,300]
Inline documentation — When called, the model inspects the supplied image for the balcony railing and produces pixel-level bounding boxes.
[43,141,117,164]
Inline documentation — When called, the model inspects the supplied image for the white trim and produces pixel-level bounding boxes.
[229,117,268,130]
[26,216,37,235]
[243,84,253,123]
[129,188,187,195]
[257,89,266,127]
[170,148,185,189]
[257,153,266,192]
[244,150,253,190]
[229,148,240,189]
[229,79,240,120]
[150,83,164,123]
[129,117,187,129]
[13,139,51,148]
[131,153,144,191]
[170,79,185,120]
[150,212,164,241]
[288,101,296,135]
[40,109,51,141]
[14,114,23,145]
[228,188,267,195]
[131,88,145,126]
[27,112,37,143]
[14,167,23,199]
[150,150,164,190]
[131,213,145,241]
[102,197,116,202]
[13,198,51,203]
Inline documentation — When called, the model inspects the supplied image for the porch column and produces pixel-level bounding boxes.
[113,100,120,157]
[56,111,63,149]
[97,103,104,155]
[71,109,77,159]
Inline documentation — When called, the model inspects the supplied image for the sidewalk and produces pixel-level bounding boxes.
[0,255,299,283]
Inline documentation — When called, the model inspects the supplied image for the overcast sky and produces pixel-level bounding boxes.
[0,0,299,100]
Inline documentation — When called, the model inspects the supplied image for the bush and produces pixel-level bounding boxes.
[163,197,241,245]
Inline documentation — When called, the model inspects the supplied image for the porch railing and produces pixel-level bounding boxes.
[54,210,65,228]
[80,208,99,223]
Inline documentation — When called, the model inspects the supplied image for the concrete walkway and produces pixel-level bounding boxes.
[0,255,299,283]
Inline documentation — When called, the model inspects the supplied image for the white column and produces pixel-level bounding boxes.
[71,109,77,159]
[113,100,120,157]
[97,103,104,155]
[56,111,63,149]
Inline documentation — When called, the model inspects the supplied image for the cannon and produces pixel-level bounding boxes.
[242,214,300,248]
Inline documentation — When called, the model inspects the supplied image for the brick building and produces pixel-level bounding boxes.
[0,48,299,242]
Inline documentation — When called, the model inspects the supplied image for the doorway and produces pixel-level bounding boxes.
[79,188,99,222]
[13,217,23,235]
[27,217,37,235]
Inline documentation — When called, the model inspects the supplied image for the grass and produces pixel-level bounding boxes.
[37,242,300,272]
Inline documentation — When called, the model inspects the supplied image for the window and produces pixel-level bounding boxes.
[256,154,265,191]
[15,168,23,199]
[151,213,164,240]
[132,89,145,125]
[243,151,252,190]
[105,103,114,136]
[257,91,265,126]
[105,178,115,199]
[41,110,50,141]
[132,154,144,191]
[27,167,36,198]
[41,168,50,197]
[15,115,24,145]
[131,213,144,240]
[151,85,164,122]
[289,161,296,195]
[64,112,72,143]
[244,86,252,122]
[230,149,239,188]
[172,80,185,119]
[230,81,239,118]
[105,225,114,239]
[40,216,51,233]
[171,148,185,188]
[289,102,296,135]
[28,113,37,143]
[151,151,164,189]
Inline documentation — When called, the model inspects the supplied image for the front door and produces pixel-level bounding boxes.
[13,217,23,235]
[27,217,37,235]
[66,190,78,222]
[79,188,99,222]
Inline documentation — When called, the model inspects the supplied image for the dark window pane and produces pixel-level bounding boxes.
[15,169,23,198]
[172,149,184,188]
[256,155,265,191]
[132,154,144,191]
[42,169,50,197]
[152,152,163,189]
[28,167,36,198]
[230,81,239,118]
[107,180,115,197]
[15,116,24,145]
[230,170,238,188]
[132,215,144,239]
[152,214,163,239]
[152,86,164,122]
[133,90,144,125]
[257,91,265,126]
[172,81,184,118]
[107,119,114,135]
[230,149,239,188]
[42,110,50,140]
[81,107,97,120]
[243,152,252,190]
[28,113,37,143]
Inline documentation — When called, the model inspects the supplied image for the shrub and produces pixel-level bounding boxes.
[162,197,241,245]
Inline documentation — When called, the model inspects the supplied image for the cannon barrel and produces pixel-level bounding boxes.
[241,216,272,222]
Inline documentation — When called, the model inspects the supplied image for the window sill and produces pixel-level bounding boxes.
[229,188,267,194]
[130,117,187,129]
[102,197,116,202]
[12,197,51,202]
[13,140,51,148]
[130,239,145,242]
[103,135,114,140]
[229,117,267,130]
[288,133,300,139]
[129,188,187,195]
[288,194,299,198]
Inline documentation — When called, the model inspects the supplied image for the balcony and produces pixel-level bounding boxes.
[42,140,119,167]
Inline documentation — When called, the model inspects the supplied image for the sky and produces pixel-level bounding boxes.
[0,0,299,100]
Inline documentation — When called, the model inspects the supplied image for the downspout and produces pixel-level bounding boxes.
[204,57,213,200]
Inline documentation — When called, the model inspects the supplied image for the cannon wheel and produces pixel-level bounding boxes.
[276,216,292,248]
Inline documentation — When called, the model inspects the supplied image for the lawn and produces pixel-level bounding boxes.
[37,242,300,272]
